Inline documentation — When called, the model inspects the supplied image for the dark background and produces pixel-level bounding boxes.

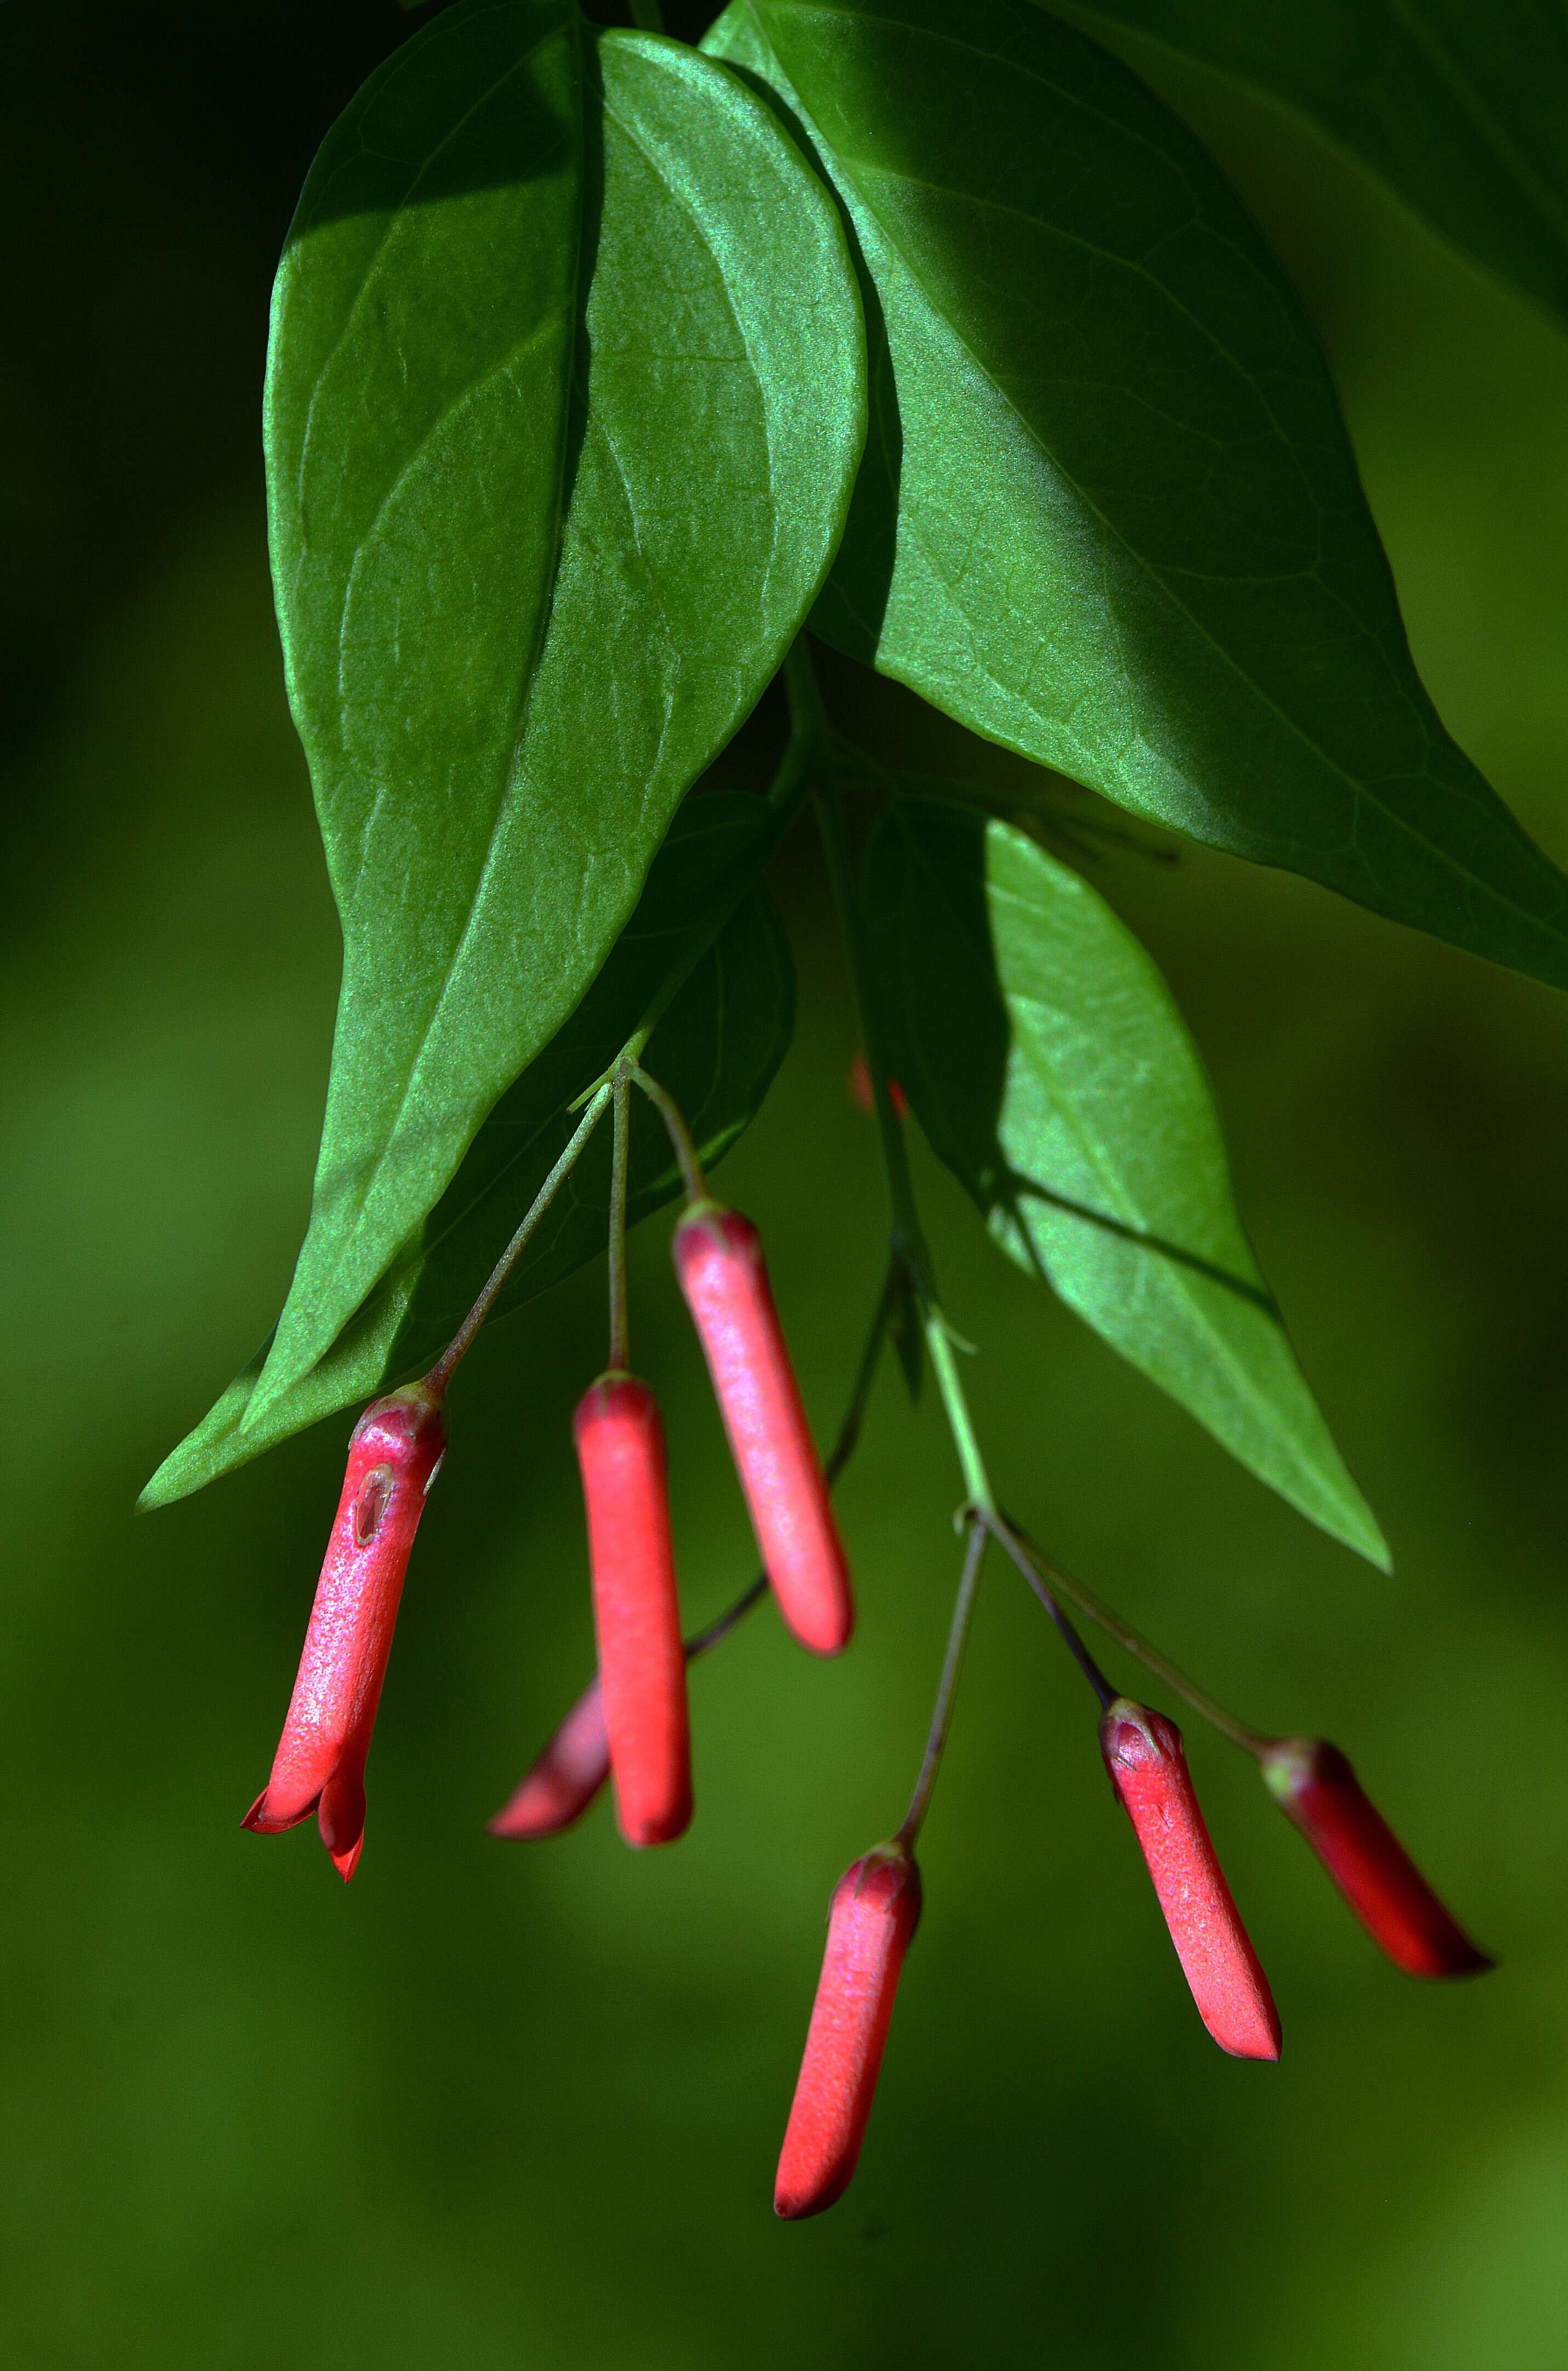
[4,4,1567,2364]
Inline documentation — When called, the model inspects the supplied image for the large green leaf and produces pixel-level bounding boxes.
[705,0,1568,995]
[863,798,1386,1564]
[142,793,795,1509]
[1060,0,1568,333]
[250,4,864,1421]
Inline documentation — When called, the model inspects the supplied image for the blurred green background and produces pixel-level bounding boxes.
[5,4,1568,2364]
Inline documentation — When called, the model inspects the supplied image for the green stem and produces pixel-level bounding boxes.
[993,1512,1264,1753]
[426,1085,613,1392]
[630,1063,707,1204]
[606,1077,631,1372]
[896,1518,987,1847]
[627,0,665,28]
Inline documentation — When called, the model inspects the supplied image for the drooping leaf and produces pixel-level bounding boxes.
[142,793,795,1509]
[863,798,1387,1565]
[705,0,1568,996]
[251,4,864,1419]
[1059,0,1568,334]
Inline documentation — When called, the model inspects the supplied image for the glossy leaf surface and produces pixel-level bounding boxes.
[1063,0,1568,332]
[253,5,864,1418]
[143,795,795,1508]
[863,799,1386,1563]
[707,0,1568,995]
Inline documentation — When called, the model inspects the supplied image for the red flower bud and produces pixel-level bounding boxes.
[1261,1737,1493,1979]
[1101,1698,1281,2060]
[243,1382,446,1882]
[487,1676,609,1841]
[775,1843,922,2221]
[574,1374,692,1849]
[847,1052,908,1121]
[672,1202,852,1658]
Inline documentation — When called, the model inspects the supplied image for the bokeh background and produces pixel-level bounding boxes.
[5,4,1568,2364]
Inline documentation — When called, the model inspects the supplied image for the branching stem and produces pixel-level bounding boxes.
[992,1513,1266,1753]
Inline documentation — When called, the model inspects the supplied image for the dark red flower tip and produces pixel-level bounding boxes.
[244,1382,446,1882]
[1101,1698,1282,2062]
[775,1843,922,2221]
[672,1201,853,1659]
[847,1052,909,1121]
[488,1676,610,1840]
[1261,1736,1494,1979]
[574,1373,691,1850]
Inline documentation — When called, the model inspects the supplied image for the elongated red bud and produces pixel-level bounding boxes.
[488,1676,609,1840]
[574,1374,691,1848]
[1101,1698,1281,2060]
[1261,1737,1493,1978]
[243,1382,445,1882]
[672,1202,852,1657]
[775,1843,921,2221]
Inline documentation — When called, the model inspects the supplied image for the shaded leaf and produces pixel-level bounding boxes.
[863,798,1387,1563]
[252,5,864,1418]
[142,793,795,1508]
[1062,0,1568,332]
[706,0,1568,994]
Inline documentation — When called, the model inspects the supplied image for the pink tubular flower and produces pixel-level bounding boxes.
[574,1373,692,1849]
[1101,1698,1282,2061]
[243,1382,446,1882]
[1261,1736,1493,1978]
[775,1843,922,2221]
[488,1676,609,1841]
[672,1201,852,1657]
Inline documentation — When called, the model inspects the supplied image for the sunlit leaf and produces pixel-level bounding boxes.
[864,798,1388,1563]
[142,793,794,1508]
[251,4,864,1419]
[706,0,1568,996]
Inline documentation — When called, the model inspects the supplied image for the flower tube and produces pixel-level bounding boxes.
[1101,1698,1281,2060]
[775,1842,921,2220]
[1261,1736,1493,1978]
[243,1382,446,1881]
[673,1202,852,1657]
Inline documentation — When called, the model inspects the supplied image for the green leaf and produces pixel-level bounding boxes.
[705,0,1568,996]
[863,798,1388,1565]
[251,4,864,1420]
[141,793,794,1509]
[1058,0,1568,333]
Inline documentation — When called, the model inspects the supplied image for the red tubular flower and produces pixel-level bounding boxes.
[672,1202,853,1658]
[775,1843,922,2221]
[574,1374,692,1848]
[1101,1698,1282,2061]
[243,1382,446,1882]
[488,1675,609,1840]
[1261,1736,1493,1978]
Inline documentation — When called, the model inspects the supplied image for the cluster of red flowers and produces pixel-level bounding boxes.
[247,1144,1491,2220]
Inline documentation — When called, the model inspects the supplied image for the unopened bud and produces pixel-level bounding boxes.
[574,1374,692,1849]
[1261,1737,1493,1979]
[775,1843,921,2220]
[243,1382,446,1882]
[672,1202,852,1657]
[1101,1698,1281,2060]
[488,1676,609,1840]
